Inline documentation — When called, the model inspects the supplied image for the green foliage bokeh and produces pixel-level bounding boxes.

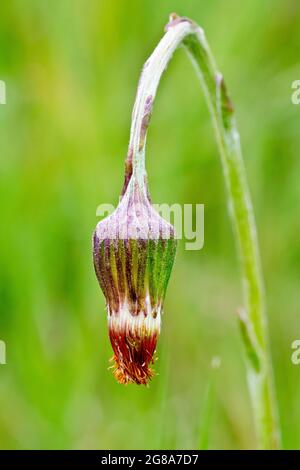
[0,0,300,449]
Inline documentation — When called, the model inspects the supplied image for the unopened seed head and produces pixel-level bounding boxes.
[93,177,177,384]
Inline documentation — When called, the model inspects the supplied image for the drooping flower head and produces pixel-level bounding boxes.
[93,150,176,385]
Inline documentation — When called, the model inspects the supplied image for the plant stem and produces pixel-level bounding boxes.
[127,13,280,449]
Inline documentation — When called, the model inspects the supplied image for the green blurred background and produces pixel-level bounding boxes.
[0,0,300,450]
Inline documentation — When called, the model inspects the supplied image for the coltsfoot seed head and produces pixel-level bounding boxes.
[93,173,176,385]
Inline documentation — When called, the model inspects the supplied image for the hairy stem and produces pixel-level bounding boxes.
[127,13,280,449]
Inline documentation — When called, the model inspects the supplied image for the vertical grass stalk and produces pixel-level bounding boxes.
[127,13,280,449]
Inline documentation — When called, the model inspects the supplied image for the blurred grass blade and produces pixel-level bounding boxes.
[199,380,214,450]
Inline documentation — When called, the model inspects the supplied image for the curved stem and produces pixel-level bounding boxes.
[127,13,280,449]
